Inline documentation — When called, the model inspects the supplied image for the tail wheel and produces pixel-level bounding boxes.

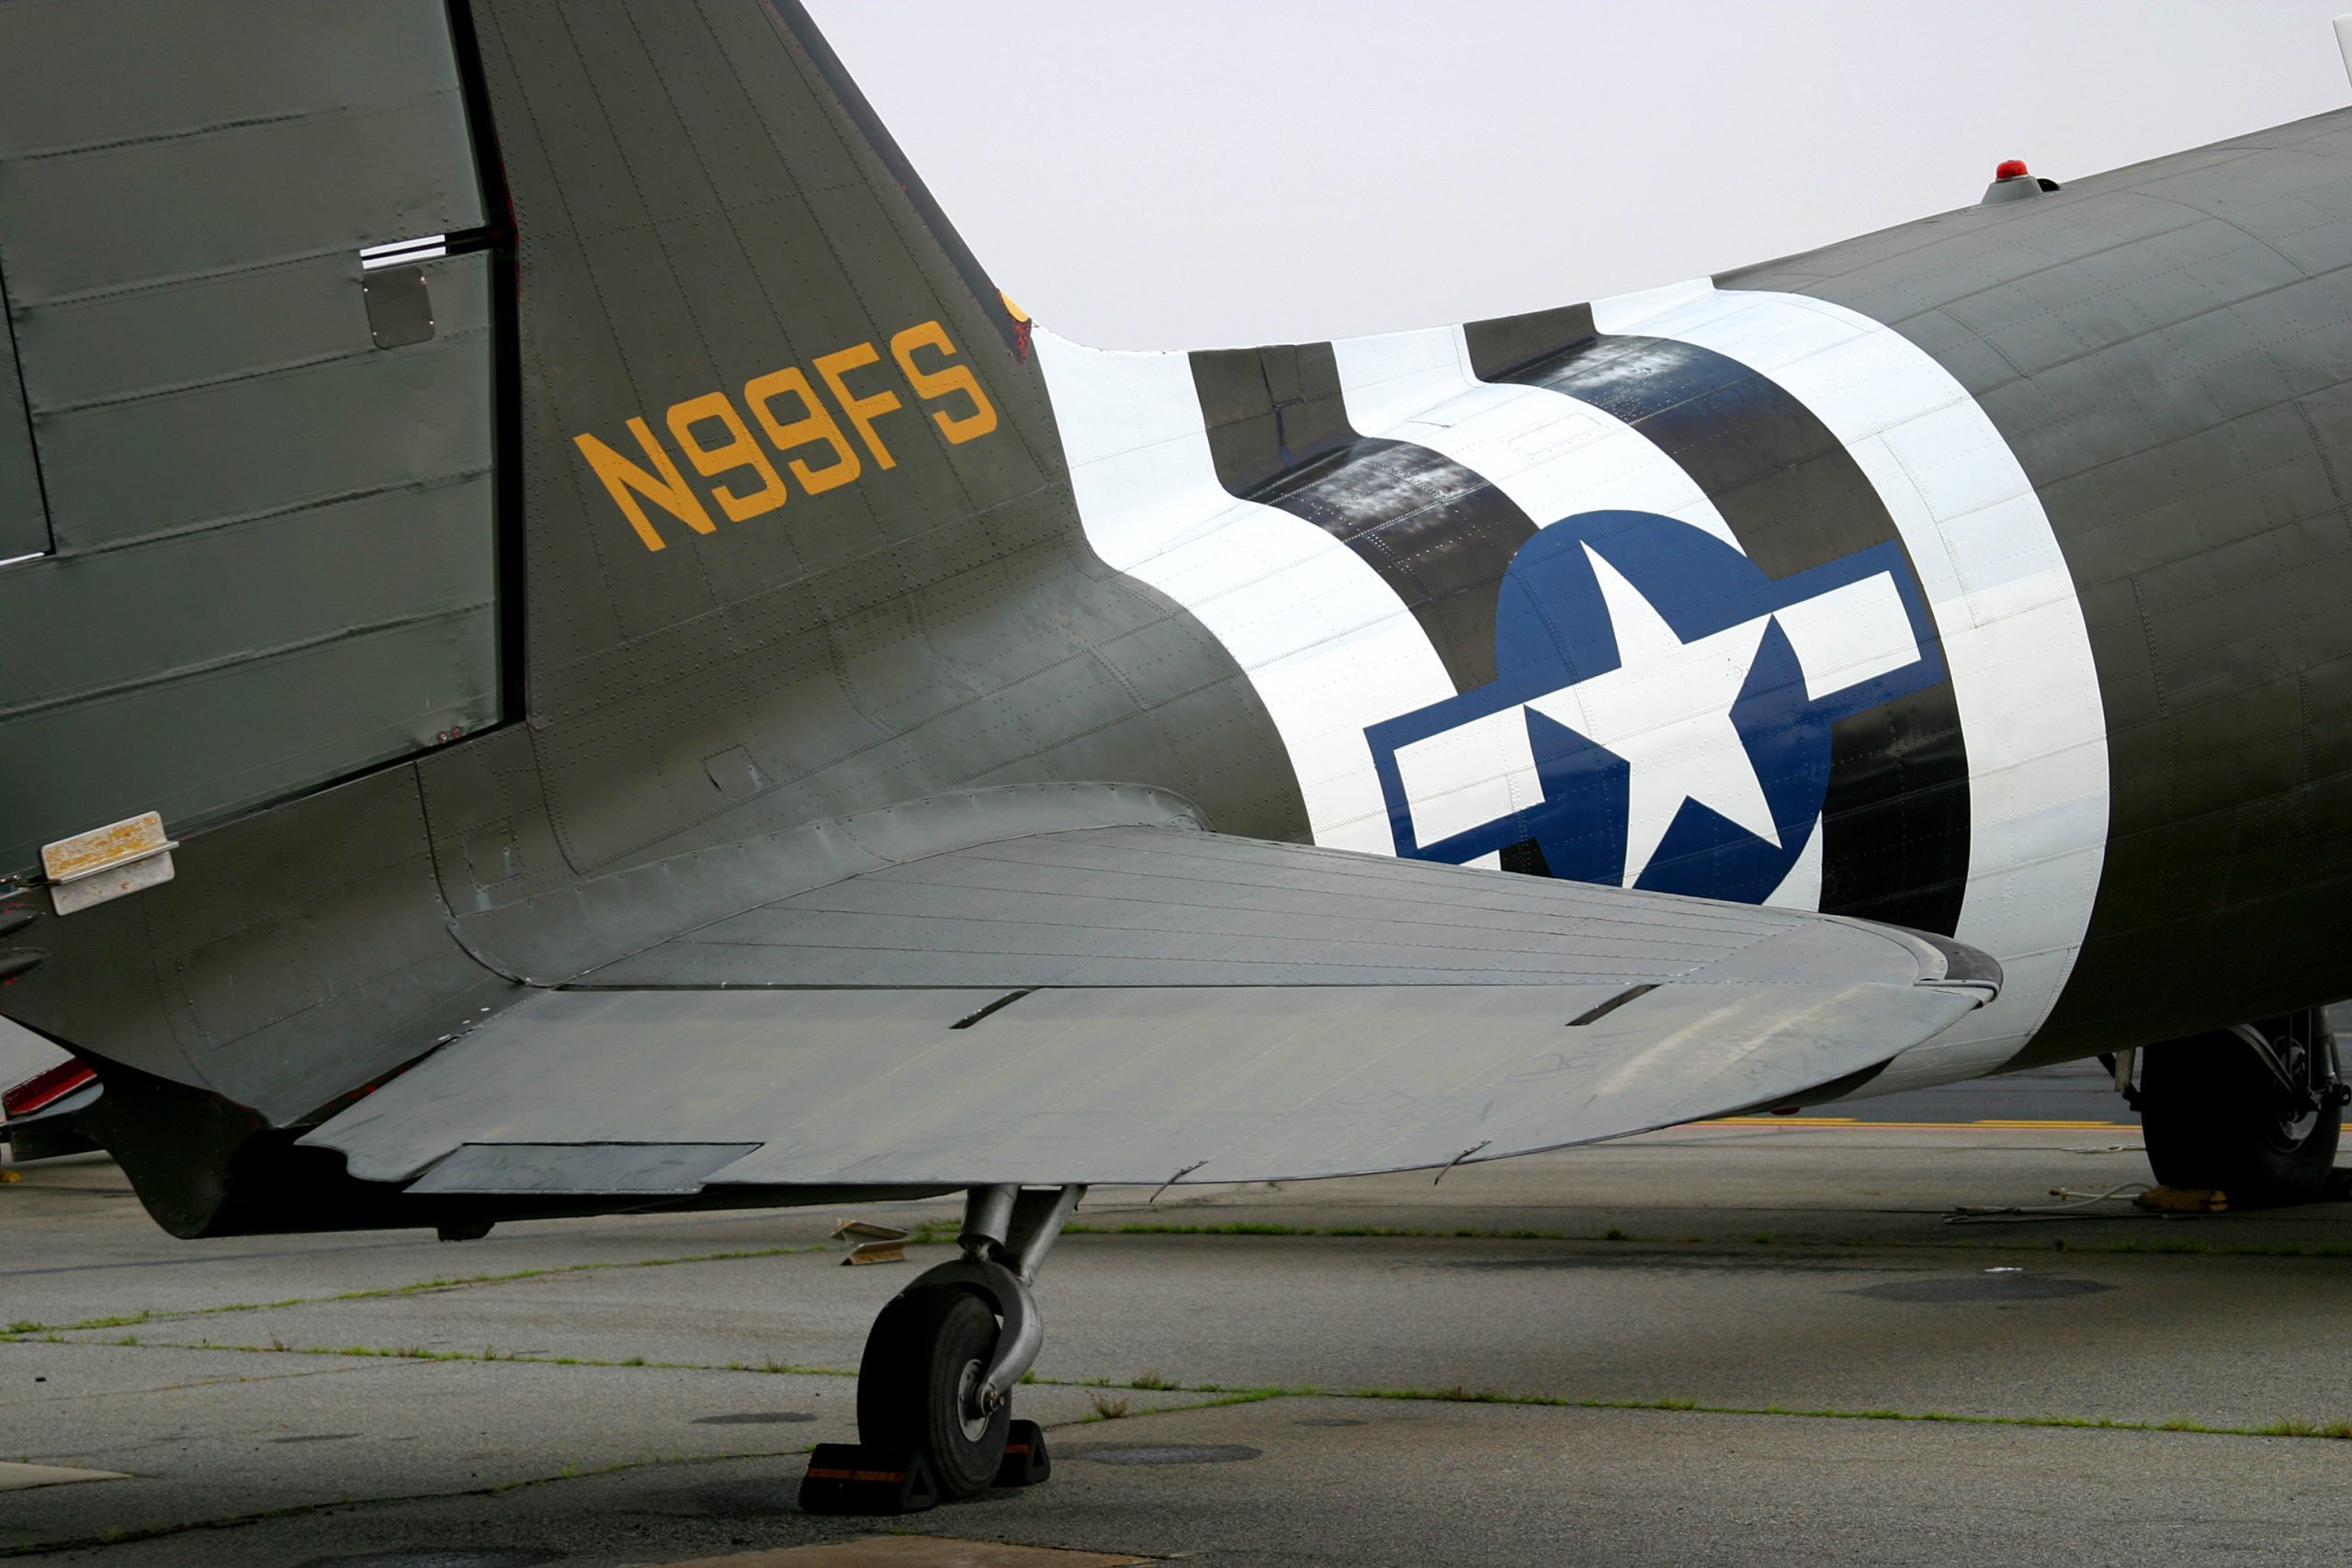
[855,1284,1011,1499]
[2141,1015,2343,1206]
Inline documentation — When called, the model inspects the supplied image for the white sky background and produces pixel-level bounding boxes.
[806,1,2352,348]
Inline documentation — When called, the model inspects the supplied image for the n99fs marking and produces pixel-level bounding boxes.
[571,318,1000,552]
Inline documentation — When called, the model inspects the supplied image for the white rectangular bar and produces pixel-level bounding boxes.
[1770,571,1918,701]
[1391,705,1536,849]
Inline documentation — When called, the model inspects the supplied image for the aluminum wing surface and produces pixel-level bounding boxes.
[302,805,1996,1199]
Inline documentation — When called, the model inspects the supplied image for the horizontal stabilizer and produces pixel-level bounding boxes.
[302,807,1994,1196]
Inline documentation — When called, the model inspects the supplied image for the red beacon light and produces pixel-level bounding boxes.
[1995,158,2030,181]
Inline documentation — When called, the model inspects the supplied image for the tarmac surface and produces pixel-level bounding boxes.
[6,1059,2352,1566]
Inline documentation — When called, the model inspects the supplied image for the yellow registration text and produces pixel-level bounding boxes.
[571,319,1000,552]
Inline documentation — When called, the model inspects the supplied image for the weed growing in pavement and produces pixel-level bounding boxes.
[9,1228,2344,1349]
[2256,1416,2352,1439]
[0,1241,833,1340]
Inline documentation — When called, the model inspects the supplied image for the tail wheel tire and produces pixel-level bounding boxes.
[855,1284,1011,1499]
[2141,1024,2342,1207]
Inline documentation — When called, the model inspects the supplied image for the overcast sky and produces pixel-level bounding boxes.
[805,1,2352,348]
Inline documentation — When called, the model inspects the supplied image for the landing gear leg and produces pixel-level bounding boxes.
[2129,1008,2346,1207]
[802,1184,1083,1513]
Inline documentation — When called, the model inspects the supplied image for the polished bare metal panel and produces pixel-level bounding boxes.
[571,822,1934,990]
[306,822,1984,1191]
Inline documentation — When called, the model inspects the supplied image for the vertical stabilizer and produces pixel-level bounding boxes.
[466,0,1297,874]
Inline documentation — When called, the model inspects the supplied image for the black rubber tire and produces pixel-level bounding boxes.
[854,1285,1010,1499]
[2141,1029,2341,1206]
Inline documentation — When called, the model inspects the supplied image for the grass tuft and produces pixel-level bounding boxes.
[2256,1417,2352,1439]
[0,1240,833,1341]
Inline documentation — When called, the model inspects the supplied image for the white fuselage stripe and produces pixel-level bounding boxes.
[1330,326,1744,553]
[1595,287,2110,1085]
[1034,330,1453,853]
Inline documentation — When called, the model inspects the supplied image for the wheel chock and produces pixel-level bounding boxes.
[2134,1186,2228,1213]
[831,1219,911,1266]
[797,1443,939,1514]
[996,1418,1051,1487]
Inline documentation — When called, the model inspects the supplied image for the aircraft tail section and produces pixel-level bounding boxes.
[471,0,1300,874]
[0,0,1303,1163]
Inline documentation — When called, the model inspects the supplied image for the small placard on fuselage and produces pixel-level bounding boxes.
[42,811,176,916]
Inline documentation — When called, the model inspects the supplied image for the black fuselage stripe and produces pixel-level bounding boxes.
[1190,344,1539,692]
[1464,318,1972,935]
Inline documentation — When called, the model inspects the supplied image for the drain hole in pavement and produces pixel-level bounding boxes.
[294,1553,562,1568]
[692,1411,817,1425]
[1068,1444,1261,1466]
[1294,1418,1366,1427]
[268,1433,359,1444]
[1847,1275,2113,1303]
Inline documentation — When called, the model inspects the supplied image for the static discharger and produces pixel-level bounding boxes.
[832,1219,911,1265]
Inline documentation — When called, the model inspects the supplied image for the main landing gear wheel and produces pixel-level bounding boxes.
[2137,1009,2346,1207]
[856,1284,1010,1499]
[803,1184,1083,1514]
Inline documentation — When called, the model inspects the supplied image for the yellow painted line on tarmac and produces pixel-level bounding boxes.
[1971,1119,2137,1129]
[1710,1116,1860,1125]
[1703,1117,2138,1131]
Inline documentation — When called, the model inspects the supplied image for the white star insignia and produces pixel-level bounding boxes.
[1523,546,1781,886]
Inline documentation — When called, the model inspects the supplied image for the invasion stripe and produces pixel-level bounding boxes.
[1328,325,1741,557]
[1323,325,1753,881]
[1462,306,1973,938]
[1035,330,1453,854]
[1601,284,2110,1084]
[1190,343,1539,693]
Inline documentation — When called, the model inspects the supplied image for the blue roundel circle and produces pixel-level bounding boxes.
[1363,509,1944,907]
